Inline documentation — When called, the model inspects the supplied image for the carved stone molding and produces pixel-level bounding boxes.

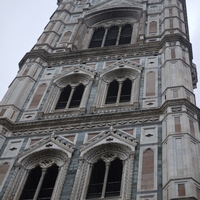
[93,19,136,29]
[91,59,142,110]
[2,148,71,200]
[80,126,137,156]
[70,128,136,200]
[18,133,75,160]
[54,65,96,88]
[85,4,142,27]
[12,116,159,136]
[42,65,95,114]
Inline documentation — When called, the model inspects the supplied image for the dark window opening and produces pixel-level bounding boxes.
[86,158,122,199]
[119,79,132,103]
[69,84,84,108]
[55,83,84,109]
[20,164,59,200]
[119,24,132,45]
[38,164,59,200]
[104,26,119,46]
[105,158,122,197]
[20,166,42,200]
[89,27,105,48]
[87,160,105,199]
[89,24,132,48]
[55,85,71,109]
[105,80,119,104]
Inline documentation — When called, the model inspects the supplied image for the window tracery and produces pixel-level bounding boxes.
[55,83,85,109]
[89,24,133,48]
[20,162,59,200]
[91,60,142,112]
[41,66,95,115]
[105,78,132,104]
[70,127,137,200]
[87,158,123,199]
[2,149,72,200]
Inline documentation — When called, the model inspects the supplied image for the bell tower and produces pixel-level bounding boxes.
[0,0,199,199]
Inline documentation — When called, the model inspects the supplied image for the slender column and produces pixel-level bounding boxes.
[86,28,94,48]
[51,166,61,199]
[131,78,137,103]
[103,82,109,106]
[33,168,47,200]
[66,87,75,108]
[116,26,122,45]
[116,81,123,105]
[101,162,110,198]
[79,83,90,108]
[120,160,126,196]
[101,28,108,47]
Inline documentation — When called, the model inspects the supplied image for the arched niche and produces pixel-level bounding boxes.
[42,66,95,115]
[2,149,71,200]
[71,143,135,200]
[91,60,143,113]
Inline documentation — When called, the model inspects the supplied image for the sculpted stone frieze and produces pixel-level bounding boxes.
[18,132,75,161]
[12,116,159,137]
[80,126,137,156]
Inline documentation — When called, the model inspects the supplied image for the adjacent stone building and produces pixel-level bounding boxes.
[0,0,199,199]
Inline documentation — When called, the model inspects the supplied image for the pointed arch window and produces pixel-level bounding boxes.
[89,27,105,48]
[120,78,132,103]
[69,84,85,108]
[89,24,132,48]
[119,24,132,45]
[104,26,119,46]
[71,140,136,200]
[105,80,119,104]
[20,164,59,200]
[55,85,71,109]
[87,158,123,199]
[55,83,85,109]
[105,78,132,104]
[2,148,73,200]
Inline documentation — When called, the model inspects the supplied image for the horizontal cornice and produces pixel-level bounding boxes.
[19,34,192,68]
[0,99,199,136]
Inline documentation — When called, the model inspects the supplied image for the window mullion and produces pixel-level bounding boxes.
[116,26,122,45]
[66,86,75,109]
[101,28,108,47]
[101,162,110,198]
[33,168,47,200]
[116,81,123,105]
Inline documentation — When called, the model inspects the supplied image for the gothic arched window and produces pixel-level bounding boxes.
[104,26,119,46]
[105,78,132,104]
[119,24,132,45]
[20,164,59,200]
[89,24,132,48]
[55,83,85,109]
[55,85,71,109]
[71,136,137,200]
[3,148,73,200]
[69,83,85,108]
[120,78,132,103]
[89,27,105,48]
[91,63,142,112]
[87,158,123,199]
[43,69,95,115]
[105,80,119,104]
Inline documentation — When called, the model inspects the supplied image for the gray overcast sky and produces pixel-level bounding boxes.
[0,0,200,107]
